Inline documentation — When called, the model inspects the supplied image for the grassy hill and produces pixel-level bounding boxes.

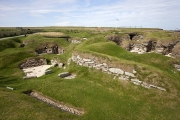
[0,28,180,120]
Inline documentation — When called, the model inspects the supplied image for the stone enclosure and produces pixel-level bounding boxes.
[24,90,84,115]
[35,43,65,55]
[71,53,166,91]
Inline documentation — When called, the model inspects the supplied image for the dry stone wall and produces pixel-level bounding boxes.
[71,54,166,91]
[29,90,84,116]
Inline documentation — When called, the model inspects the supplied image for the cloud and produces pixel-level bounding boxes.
[0,0,180,29]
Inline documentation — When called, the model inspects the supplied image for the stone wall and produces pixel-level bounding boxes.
[19,58,47,69]
[28,90,84,116]
[71,53,166,91]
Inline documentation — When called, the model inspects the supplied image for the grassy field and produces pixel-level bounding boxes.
[0,28,180,120]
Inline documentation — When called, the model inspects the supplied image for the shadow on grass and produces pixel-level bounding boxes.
[0,76,20,87]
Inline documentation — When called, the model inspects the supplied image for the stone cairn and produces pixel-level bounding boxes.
[71,54,166,91]
[29,90,84,116]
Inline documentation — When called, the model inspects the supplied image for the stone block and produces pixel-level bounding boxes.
[157,87,166,91]
[133,70,137,74]
[149,84,157,88]
[109,68,124,75]
[83,63,89,67]
[141,82,151,89]
[131,78,142,84]
[125,72,135,77]
[119,76,129,81]
[58,72,71,78]
[83,58,92,62]
[45,70,52,74]
[6,86,14,90]
[23,76,37,80]
[58,63,64,68]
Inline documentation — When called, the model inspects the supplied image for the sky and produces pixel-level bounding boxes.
[0,0,180,30]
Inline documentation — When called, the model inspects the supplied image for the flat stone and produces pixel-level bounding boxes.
[58,72,71,78]
[85,61,95,64]
[119,76,129,81]
[131,79,142,84]
[82,63,88,67]
[133,82,141,85]
[45,70,52,74]
[64,74,76,79]
[6,86,14,90]
[157,87,166,91]
[83,58,92,62]
[125,72,135,77]
[96,64,103,67]
[109,68,124,75]
[133,70,137,74]
[141,82,151,89]
[58,63,64,68]
[149,84,157,88]
[23,76,37,80]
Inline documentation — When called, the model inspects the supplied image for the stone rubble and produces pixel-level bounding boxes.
[29,90,84,116]
[72,54,166,91]
[19,58,47,69]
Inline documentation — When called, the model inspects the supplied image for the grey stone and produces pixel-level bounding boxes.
[83,58,91,62]
[109,68,124,75]
[64,74,76,79]
[133,82,141,85]
[72,40,81,44]
[155,48,164,54]
[174,64,180,71]
[141,82,151,89]
[58,72,71,78]
[85,61,95,64]
[125,72,135,77]
[58,63,64,68]
[45,70,52,74]
[157,87,166,91]
[23,76,37,80]
[96,64,103,67]
[6,86,14,90]
[149,84,157,88]
[82,63,89,67]
[51,60,58,67]
[119,75,129,81]
[67,58,71,65]
[130,78,142,84]
[133,70,137,74]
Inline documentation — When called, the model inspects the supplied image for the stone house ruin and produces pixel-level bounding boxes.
[35,43,65,54]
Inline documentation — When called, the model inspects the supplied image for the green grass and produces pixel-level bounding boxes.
[0,29,180,120]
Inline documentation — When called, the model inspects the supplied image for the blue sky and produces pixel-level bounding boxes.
[0,0,180,30]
